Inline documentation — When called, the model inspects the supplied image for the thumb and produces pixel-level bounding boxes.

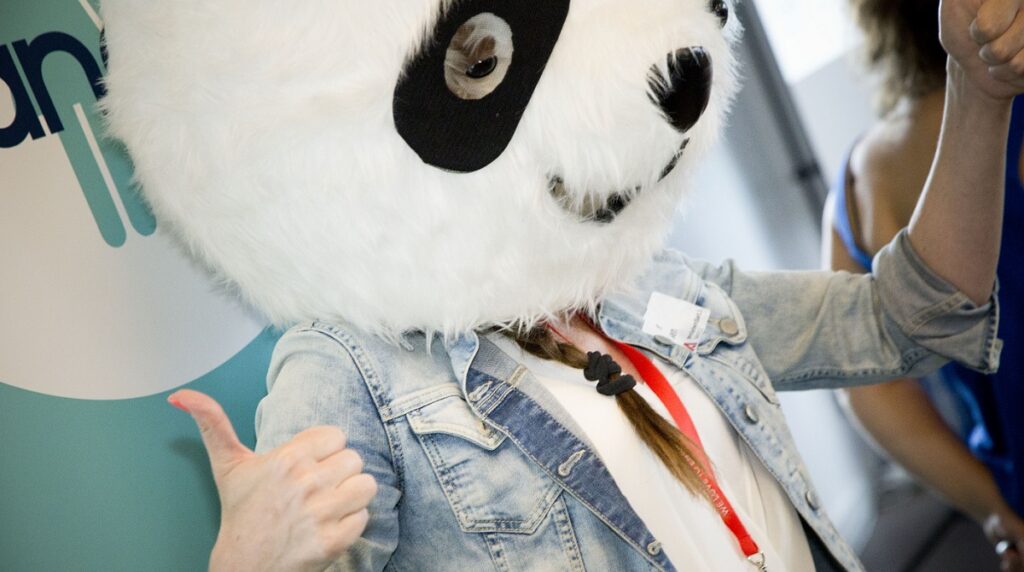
[169,389,253,473]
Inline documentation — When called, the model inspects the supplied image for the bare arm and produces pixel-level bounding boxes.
[841,381,1013,517]
[840,378,1024,569]
[907,75,1010,304]
[908,0,1024,304]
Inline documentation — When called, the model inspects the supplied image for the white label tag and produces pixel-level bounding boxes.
[642,292,711,351]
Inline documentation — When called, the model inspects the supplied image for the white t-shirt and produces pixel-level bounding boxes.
[490,336,815,572]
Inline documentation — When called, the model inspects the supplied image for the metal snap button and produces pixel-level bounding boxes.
[719,318,740,337]
[647,541,662,556]
[806,490,821,511]
[744,404,760,424]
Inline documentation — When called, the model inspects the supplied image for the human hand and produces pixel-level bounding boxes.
[983,505,1024,572]
[941,0,1024,102]
[168,390,377,572]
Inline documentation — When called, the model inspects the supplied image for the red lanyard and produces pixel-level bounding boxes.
[546,321,764,565]
[606,338,762,560]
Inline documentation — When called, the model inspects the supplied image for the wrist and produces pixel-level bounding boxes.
[946,60,1016,113]
[964,484,1014,526]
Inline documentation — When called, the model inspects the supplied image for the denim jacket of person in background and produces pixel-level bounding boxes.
[255,230,1001,572]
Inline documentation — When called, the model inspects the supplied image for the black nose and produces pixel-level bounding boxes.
[649,47,713,134]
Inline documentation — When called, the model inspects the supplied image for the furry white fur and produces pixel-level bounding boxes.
[100,0,740,338]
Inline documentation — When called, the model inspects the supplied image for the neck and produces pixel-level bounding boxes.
[545,315,645,382]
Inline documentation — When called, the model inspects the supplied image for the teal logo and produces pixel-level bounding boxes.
[1,1,155,247]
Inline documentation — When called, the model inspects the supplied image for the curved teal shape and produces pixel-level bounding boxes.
[2,6,273,569]
[0,328,281,571]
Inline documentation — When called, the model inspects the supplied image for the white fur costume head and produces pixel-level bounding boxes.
[101,0,740,338]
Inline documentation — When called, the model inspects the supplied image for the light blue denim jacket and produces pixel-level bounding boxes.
[255,231,1001,572]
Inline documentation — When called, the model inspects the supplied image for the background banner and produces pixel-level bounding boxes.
[1,2,278,569]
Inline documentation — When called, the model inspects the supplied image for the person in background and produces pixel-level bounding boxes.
[826,0,1024,569]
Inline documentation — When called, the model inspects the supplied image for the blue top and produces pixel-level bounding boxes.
[833,96,1024,515]
[955,96,1024,515]
[832,148,875,271]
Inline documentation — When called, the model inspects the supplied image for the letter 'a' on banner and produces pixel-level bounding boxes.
[0,2,278,569]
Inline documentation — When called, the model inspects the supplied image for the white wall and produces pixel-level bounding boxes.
[791,54,877,190]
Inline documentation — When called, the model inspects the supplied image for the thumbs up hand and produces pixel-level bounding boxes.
[169,390,377,572]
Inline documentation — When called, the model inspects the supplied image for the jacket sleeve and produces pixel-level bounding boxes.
[687,230,1002,390]
[255,324,400,571]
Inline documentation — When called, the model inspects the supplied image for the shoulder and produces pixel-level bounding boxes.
[601,248,745,322]
[257,321,459,451]
[852,126,925,200]
[269,321,397,395]
[638,247,741,296]
[274,320,460,391]
[853,94,943,186]
[849,94,944,248]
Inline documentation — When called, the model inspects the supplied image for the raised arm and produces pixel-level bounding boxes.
[681,1,1023,389]
[909,0,1023,304]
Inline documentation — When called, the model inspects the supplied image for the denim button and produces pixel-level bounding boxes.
[744,404,759,424]
[468,381,491,402]
[806,490,821,511]
[719,318,740,337]
[558,450,586,477]
[647,541,662,556]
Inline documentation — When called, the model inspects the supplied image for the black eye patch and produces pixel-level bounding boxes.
[393,0,571,173]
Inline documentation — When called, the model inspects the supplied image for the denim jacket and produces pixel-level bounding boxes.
[254,231,1001,572]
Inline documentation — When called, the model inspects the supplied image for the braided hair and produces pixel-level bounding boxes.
[509,325,710,498]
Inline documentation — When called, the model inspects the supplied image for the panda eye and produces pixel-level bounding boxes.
[394,0,568,173]
[445,14,514,100]
[710,0,729,27]
[466,56,498,79]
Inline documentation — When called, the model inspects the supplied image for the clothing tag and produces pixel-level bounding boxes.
[642,292,710,351]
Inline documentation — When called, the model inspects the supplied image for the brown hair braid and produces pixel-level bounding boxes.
[510,326,710,498]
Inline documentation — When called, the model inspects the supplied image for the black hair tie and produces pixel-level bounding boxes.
[584,352,638,396]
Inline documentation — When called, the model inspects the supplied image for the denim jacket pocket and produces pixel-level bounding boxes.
[406,395,564,534]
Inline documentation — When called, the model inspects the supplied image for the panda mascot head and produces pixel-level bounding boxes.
[100,0,740,339]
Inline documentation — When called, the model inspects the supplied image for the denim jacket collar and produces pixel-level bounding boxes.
[442,253,746,377]
[597,261,748,365]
